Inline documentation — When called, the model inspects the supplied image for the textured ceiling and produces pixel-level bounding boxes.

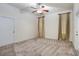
[8,3,73,13]
[44,3,73,10]
[9,3,73,10]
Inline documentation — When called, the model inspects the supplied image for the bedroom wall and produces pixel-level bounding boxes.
[72,3,79,50]
[16,13,38,42]
[0,3,37,46]
[0,3,73,47]
[45,10,73,41]
[45,13,59,40]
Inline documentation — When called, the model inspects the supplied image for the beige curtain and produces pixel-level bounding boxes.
[38,16,45,38]
[58,13,70,40]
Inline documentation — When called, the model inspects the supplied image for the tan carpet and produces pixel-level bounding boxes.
[0,38,77,56]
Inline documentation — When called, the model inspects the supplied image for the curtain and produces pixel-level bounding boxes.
[58,13,70,40]
[38,16,45,38]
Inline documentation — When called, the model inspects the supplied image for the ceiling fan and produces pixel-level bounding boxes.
[30,3,49,14]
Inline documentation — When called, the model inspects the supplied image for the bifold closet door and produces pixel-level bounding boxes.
[58,13,70,40]
[0,16,15,47]
[38,16,45,38]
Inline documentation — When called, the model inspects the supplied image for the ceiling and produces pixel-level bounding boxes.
[44,3,73,10]
[8,3,73,13]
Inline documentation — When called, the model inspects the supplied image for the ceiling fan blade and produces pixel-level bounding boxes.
[43,10,49,12]
[30,6,37,9]
[32,10,37,13]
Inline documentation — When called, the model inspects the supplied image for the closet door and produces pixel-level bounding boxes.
[0,16,15,47]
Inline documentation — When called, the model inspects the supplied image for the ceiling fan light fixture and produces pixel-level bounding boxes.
[37,10,43,13]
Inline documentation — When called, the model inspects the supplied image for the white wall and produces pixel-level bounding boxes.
[45,10,73,41]
[0,3,37,46]
[45,13,59,39]
[16,13,38,42]
[72,4,79,50]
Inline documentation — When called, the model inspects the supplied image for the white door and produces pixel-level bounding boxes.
[0,16,15,47]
